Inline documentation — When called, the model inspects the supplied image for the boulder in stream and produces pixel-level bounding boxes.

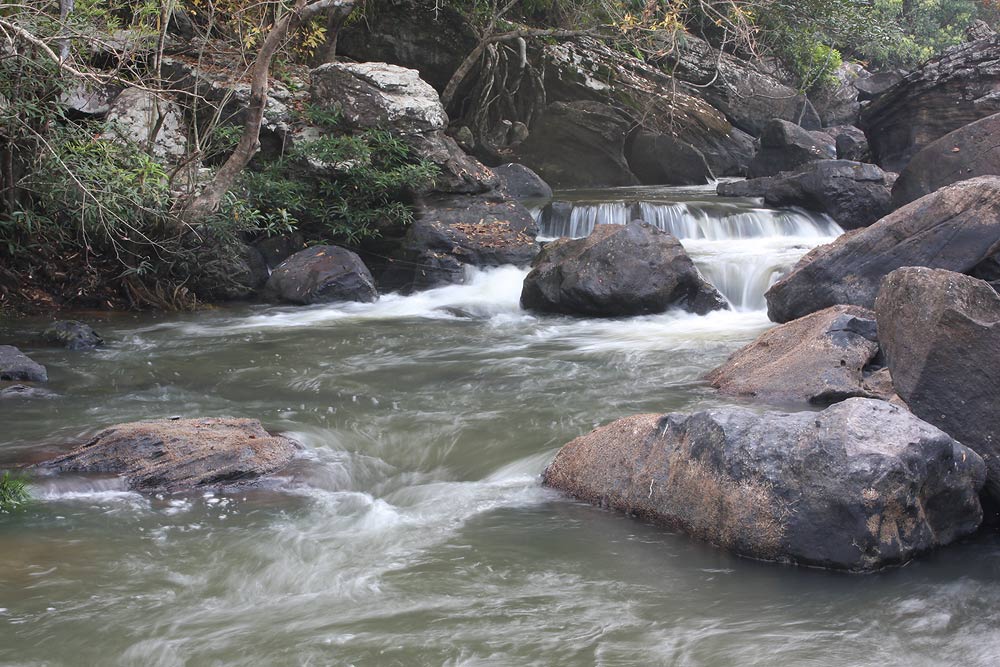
[544,398,986,571]
[264,245,378,305]
[747,120,834,178]
[42,321,104,351]
[520,221,727,317]
[706,305,895,406]
[492,163,553,201]
[875,267,1000,509]
[0,345,47,382]
[38,417,301,492]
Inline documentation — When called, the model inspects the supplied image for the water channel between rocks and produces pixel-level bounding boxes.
[2,185,999,666]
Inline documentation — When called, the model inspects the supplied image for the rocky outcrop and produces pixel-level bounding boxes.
[810,63,866,127]
[520,221,727,317]
[543,399,986,571]
[706,305,894,405]
[0,346,47,382]
[875,267,1000,507]
[720,160,892,230]
[747,120,834,178]
[103,88,187,161]
[892,112,1000,207]
[373,193,540,292]
[264,246,378,305]
[765,176,1000,322]
[42,321,104,350]
[860,35,1000,172]
[833,125,870,162]
[38,417,300,492]
[626,132,715,186]
[492,163,553,201]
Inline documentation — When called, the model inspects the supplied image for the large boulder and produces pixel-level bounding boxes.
[38,417,300,492]
[0,346,47,382]
[765,176,1000,323]
[720,160,892,230]
[520,221,727,317]
[626,132,715,186]
[103,88,187,161]
[492,163,553,201]
[810,62,866,127]
[42,321,103,351]
[371,193,540,292]
[515,101,639,188]
[264,246,378,305]
[860,35,1000,172]
[543,398,986,571]
[706,305,893,405]
[893,112,1000,207]
[875,267,1000,507]
[747,120,834,178]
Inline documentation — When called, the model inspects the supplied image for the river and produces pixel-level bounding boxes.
[2,186,999,666]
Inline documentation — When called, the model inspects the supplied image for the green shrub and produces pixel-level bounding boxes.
[0,471,30,512]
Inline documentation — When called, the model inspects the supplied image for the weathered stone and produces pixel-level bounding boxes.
[253,233,308,270]
[832,125,870,162]
[875,267,1000,507]
[544,398,985,571]
[38,417,300,492]
[0,346,47,382]
[626,132,715,186]
[42,321,103,351]
[520,221,727,317]
[103,88,187,160]
[810,62,866,127]
[264,246,378,305]
[492,163,553,201]
[747,119,833,178]
[765,176,1000,322]
[707,305,893,405]
[893,112,1000,207]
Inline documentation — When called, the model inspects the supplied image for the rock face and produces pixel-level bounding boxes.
[626,132,715,186]
[861,35,1000,172]
[543,399,986,571]
[892,112,1000,207]
[875,267,1000,505]
[372,193,540,292]
[810,62,866,127]
[720,160,892,230]
[492,163,553,201]
[0,346,47,382]
[765,176,1000,323]
[747,120,833,178]
[42,321,104,351]
[39,418,300,492]
[264,246,378,305]
[706,305,893,405]
[103,88,187,160]
[520,221,727,317]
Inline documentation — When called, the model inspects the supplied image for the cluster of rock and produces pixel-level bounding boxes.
[1,321,103,400]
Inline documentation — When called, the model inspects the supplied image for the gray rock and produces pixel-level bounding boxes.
[103,88,187,160]
[748,120,833,178]
[264,246,378,305]
[707,305,894,405]
[520,221,727,317]
[543,398,986,571]
[492,163,553,201]
[875,267,1000,508]
[0,346,47,382]
[626,132,715,186]
[832,125,870,162]
[810,62,866,127]
[38,417,300,493]
[765,176,1000,322]
[0,384,58,400]
[42,321,104,350]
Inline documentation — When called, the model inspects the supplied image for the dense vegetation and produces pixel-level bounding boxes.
[0,471,29,512]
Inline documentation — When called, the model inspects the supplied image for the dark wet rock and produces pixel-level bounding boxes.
[765,176,1000,322]
[264,246,378,305]
[626,132,715,186]
[254,233,308,270]
[0,384,58,400]
[0,346,47,382]
[747,120,833,178]
[722,160,892,231]
[860,35,1000,172]
[520,221,727,317]
[515,101,639,188]
[875,267,1000,507]
[190,241,270,302]
[38,417,300,493]
[492,163,553,201]
[42,321,103,351]
[543,398,985,571]
[892,112,1000,207]
[372,193,540,292]
[706,305,894,405]
[854,70,905,100]
[832,125,870,162]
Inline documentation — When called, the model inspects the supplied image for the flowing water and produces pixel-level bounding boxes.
[2,186,999,667]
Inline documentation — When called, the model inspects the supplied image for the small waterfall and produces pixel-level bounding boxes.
[534,194,843,312]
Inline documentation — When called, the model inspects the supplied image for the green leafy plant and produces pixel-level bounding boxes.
[0,471,30,512]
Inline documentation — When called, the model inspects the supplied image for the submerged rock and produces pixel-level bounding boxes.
[38,417,300,493]
[706,305,893,405]
[544,399,985,571]
[264,246,378,305]
[520,221,727,317]
[875,267,1000,508]
[42,321,104,351]
[0,384,58,400]
[0,346,47,382]
[765,176,1000,322]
